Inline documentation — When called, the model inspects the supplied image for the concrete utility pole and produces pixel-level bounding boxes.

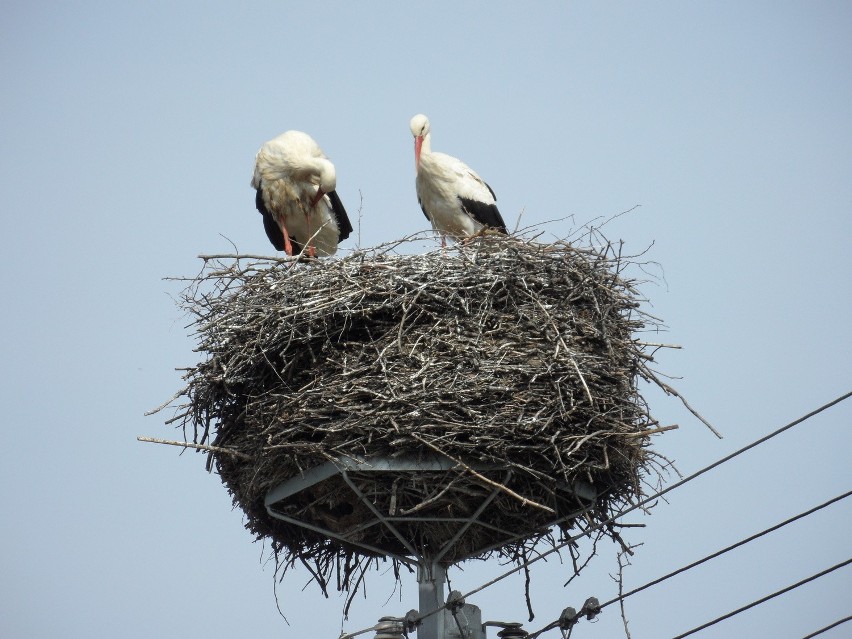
[418,561,447,639]
[416,561,485,639]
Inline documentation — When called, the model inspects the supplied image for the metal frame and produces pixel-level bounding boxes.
[264,453,596,565]
[264,454,598,638]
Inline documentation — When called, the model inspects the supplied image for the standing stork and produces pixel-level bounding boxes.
[251,130,353,257]
[409,114,507,246]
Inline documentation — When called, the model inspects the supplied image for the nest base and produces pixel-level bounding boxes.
[264,453,596,564]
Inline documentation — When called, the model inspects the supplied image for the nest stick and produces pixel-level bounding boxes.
[658,381,723,439]
[136,435,253,460]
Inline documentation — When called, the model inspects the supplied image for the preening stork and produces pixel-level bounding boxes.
[409,114,507,246]
[251,131,353,257]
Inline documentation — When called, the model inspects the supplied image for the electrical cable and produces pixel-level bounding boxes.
[413,390,852,626]
[800,615,852,638]
[600,489,851,608]
[670,558,852,639]
[526,489,851,638]
[338,390,851,638]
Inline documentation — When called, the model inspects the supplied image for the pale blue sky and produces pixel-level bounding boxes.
[2,2,850,637]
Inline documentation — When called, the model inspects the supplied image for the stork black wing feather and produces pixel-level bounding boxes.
[327,190,353,242]
[255,186,287,251]
[459,196,508,233]
[261,209,287,251]
[484,181,498,202]
[418,196,432,222]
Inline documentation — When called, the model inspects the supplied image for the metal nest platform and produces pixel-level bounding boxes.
[264,453,597,565]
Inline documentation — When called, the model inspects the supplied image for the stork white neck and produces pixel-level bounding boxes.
[265,155,336,194]
[409,113,432,172]
[295,157,335,195]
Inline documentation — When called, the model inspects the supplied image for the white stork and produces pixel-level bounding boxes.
[251,130,353,257]
[409,114,507,246]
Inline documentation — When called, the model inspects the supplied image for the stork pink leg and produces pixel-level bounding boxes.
[278,220,294,256]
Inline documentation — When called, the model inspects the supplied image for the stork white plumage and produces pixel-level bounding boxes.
[251,131,353,257]
[409,114,507,246]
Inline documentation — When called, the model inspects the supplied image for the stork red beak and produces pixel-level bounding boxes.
[311,188,325,207]
[414,135,423,171]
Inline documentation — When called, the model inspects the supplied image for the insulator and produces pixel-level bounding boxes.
[558,606,578,630]
[445,590,466,612]
[404,609,420,632]
[581,597,601,621]
[496,622,529,638]
[373,617,405,639]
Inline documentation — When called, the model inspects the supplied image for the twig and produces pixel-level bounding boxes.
[634,341,682,349]
[622,424,679,437]
[658,381,722,439]
[136,435,253,460]
[143,387,187,416]
[616,550,633,639]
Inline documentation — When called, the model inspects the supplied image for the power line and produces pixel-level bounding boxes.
[599,490,852,608]
[801,615,852,638]
[339,390,851,638]
[670,558,852,639]
[527,489,852,638]
[426,390,852,619]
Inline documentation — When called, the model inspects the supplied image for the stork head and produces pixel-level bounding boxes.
[410,114,430,138]
[311,158,337,206]
[409,114,430,171]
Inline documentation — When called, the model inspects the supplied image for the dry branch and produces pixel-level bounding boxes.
[136,435,253,459]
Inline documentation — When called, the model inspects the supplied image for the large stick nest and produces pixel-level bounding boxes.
[160,234,678,597]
